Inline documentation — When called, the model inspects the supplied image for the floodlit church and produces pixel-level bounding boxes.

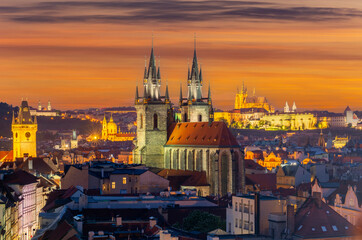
[133,43,245,195]
[12,100,38,160]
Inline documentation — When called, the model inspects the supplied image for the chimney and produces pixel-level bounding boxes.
[28,159,33,170]
[286,205,295,237]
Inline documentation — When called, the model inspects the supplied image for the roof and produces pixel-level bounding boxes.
[0,150,13,162]
[157,169,209,190]
[40,220,80,240]
[3,170,38,185]
[245,173,276,190]
[244,160,265,171]
[18,157,57,175]
[166,122,239,147]
[294,195,354,238]
[281,165,300,177]
[43,186,79,212]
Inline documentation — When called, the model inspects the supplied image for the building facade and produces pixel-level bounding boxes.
[12,100,38,160]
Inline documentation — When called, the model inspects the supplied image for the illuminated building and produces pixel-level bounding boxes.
[12,100,38,160]
[30,100,59,117]
[333,136,349,148]
[101,114,136,142]
[261,113,317,130]
[234,82,274,113]
[133,41,244,195]
[257,152,286,171]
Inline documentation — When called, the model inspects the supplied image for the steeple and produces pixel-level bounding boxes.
[208,83,212,105]
[165,83,169,103]
[187,34,203,102]
[142,36,162,101]
[34,115,37,124]
[179,83,183,105]
[102,114,107,124]
[12,111,15,124]
[135,85,139,103]
[292,101,297,112]
[109,113,114,123]
[284,101,290,113]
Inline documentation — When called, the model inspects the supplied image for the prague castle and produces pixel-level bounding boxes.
[133,42,244,195]
[12,100,38,160]
[234,82,274,113]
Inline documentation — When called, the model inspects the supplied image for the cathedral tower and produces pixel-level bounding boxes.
[101,114,108,140]
[179,38,212,122]
[133,44,173,167]
[12,100,38,160]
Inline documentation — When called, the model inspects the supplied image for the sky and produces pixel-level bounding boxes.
[0,0,362,112]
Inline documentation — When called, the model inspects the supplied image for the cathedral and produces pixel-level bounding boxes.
[12,100,38,160]
[133,43,244,195]
[102,114,136,142]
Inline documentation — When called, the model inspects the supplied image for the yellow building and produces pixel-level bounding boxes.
[234,83,274,113]
[12,100,38,160]
[333,136,349,148]
[261,113,317,130]
[258,152,285,171]
[101,114,136,142]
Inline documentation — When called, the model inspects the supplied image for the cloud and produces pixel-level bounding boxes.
[2,0,362,24]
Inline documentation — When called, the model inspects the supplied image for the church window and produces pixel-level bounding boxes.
[153,114,158,129]
[140,114,143,129]
[198,114,202,122]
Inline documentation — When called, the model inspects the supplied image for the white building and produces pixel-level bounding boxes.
[226,194,286,236]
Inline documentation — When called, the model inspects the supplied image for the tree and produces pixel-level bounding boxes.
[173,210,225,233]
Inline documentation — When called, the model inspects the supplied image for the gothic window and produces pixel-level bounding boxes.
[184,113,188,122]
[153,113,158,129]
[198,114,202,122]
[140,114,143,129]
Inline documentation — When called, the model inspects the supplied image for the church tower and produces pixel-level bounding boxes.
[101,114,108,140]
[179,38,212,122]
[134,43,173,167]
[12,100,38,160]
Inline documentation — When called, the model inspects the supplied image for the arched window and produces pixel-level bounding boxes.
[184,113,188,122]
[140,114,143,129]
[198,114,202,122]
[153,113,158,129]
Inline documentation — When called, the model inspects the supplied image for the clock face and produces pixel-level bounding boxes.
[25,132,31,138]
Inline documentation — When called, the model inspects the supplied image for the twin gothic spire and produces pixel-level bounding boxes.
[135,37,211,106]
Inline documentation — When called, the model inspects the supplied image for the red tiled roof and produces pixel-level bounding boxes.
[0,150,13,162]
[157,169,209,190]
[272,187,296,197]
[166,122,239,147]
[294,196,354,238]
[43,186,79,212]
[245,173,276,190]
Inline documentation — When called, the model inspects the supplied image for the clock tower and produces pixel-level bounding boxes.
[12,100,38,160]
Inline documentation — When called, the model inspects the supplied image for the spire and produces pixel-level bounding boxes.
[190,33,199,80]
[165,83,169,101]
[187,58,190,80]
[102,114,107,124]
[12,111,15,124]
[135,85,139,103]
[144,56,147,79]
[157,58,161,79]
[179,83,183,104]
[199,65,203,83]
[34,115,37,124]
[208,83,212,105]
[109,113,114,123]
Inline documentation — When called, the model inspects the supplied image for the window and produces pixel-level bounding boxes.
[321,226,327,232]
[239,219,242,228]
[250,222,254,232]
[332,225,338,231]
[235,204,237,211]
[112,182,115,189]
[129,177,132,182]
[349,198,354,207]
[153,114,158,129]
[244,221,249,230]
[184,113,188,122]
[244,204,249,213]
[123,177,127,184]
[140,114,143,129]
[198,114,202,122]
[239,203,242,212]
[235,218,238,227]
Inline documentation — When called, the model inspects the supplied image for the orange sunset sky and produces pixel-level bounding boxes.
[0,0,361,111]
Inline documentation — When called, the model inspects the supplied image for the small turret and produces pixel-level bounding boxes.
[208,83,212,105]
[165,84,170,103]
[135,86,139,104]
[284,101,290,113]
[292,101,297,112]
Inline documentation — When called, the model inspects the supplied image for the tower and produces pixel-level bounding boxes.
[317,129,326,149]
[12,100,38,160]
[292,101,297,112]
[47,100,51,111]
[101,114,108,140]
[179,37,212,122]
[284,101,290,113]
[71,130,78,149]
[38,101,42,111]
[133,43,173,167]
